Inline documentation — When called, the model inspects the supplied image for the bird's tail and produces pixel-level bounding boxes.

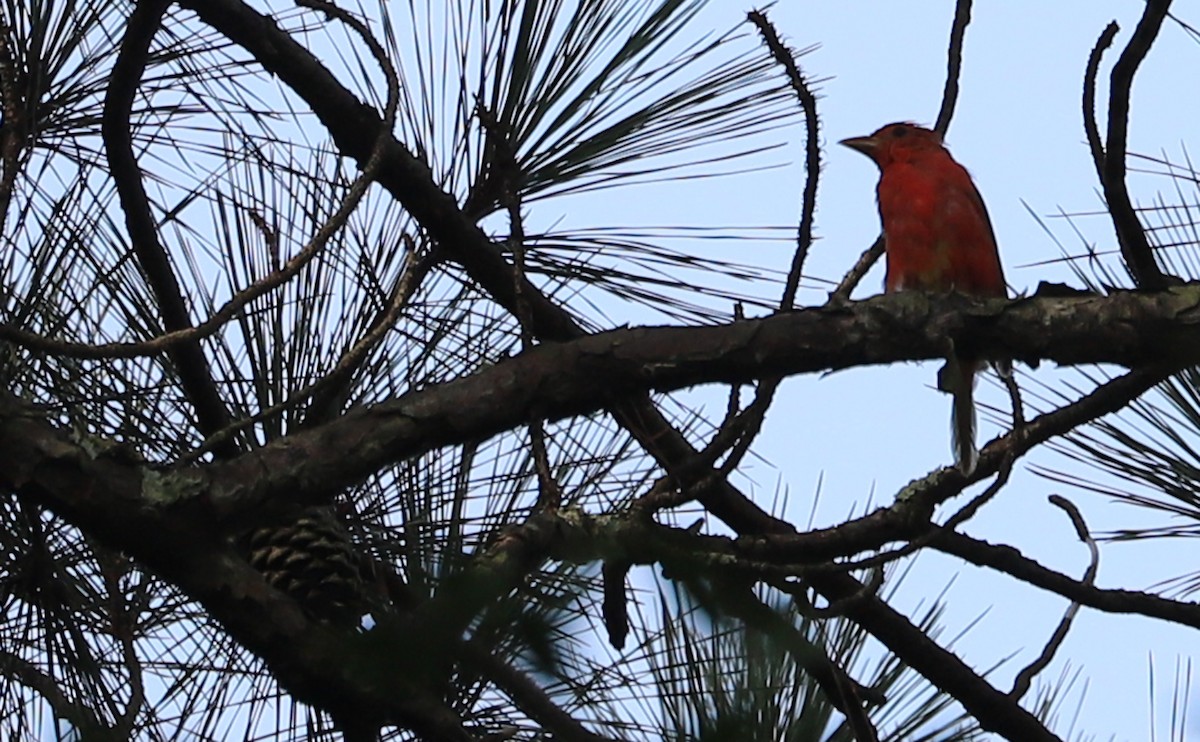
[938,357,978,475]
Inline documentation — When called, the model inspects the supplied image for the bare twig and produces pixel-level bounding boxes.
[685,9,824,491]
[304,241,439,427]
[933,0,974,136]
[1082,23,1120,179]
[1100,1,1177,289]
[746,8,820,308]
[830,236,885,303]
[478,101,562,511]
[1002,368,1025,430]
[933,529,1200,631]
[1009,495,1098,700]
[98,548,145,737]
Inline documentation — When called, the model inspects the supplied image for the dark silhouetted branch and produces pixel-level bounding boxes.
[933,528,1200,631]
[1100,1,1177,289]
[103,0,237,455]
[1008,495,1098,701]
[1082,22,1119,181]
[934,0,974,136]
[747,8,820,307]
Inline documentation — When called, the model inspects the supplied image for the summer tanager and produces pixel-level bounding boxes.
[840,122,1008,474]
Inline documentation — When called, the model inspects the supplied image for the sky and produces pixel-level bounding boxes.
[554,1,1200,739]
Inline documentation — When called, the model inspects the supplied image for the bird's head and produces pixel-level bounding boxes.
[839,122,945,168]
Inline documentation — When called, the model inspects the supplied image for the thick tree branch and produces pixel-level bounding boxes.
[117,288,1191,529]
[2,382,1071,740]
[6,291,1180,558]
[0,393,472,739]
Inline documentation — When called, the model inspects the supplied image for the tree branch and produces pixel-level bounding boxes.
[0,648,116,740]
[933,529,1200,631]
[121,288,1186,529]
[747,8,820,309]
[1101,0,1177,289]
[1008,495,1098,701]
[103,0,236,454]
[1082,22,1119,185]
[807,570,1059,740]
[0,392,473,739]
[934,0,974,136]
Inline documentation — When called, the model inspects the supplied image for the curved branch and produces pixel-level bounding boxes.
[715,9,823,485]
[934,0,974,136]
[747,8,820,308]
[5,292,1177,553]
[1082,22,1119,181]
[1102,0,1176,289]
[1008,495,1098,701]
[0,649,114,739]
[102,0,236,453]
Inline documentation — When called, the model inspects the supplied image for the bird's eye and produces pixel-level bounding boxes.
[891,126,909,138]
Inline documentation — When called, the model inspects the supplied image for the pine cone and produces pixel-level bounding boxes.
[237,506,373,629]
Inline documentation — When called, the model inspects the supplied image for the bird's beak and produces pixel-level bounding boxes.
[839,135,879,159]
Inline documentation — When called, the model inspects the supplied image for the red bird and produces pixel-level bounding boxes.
[841,122,1008,474]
